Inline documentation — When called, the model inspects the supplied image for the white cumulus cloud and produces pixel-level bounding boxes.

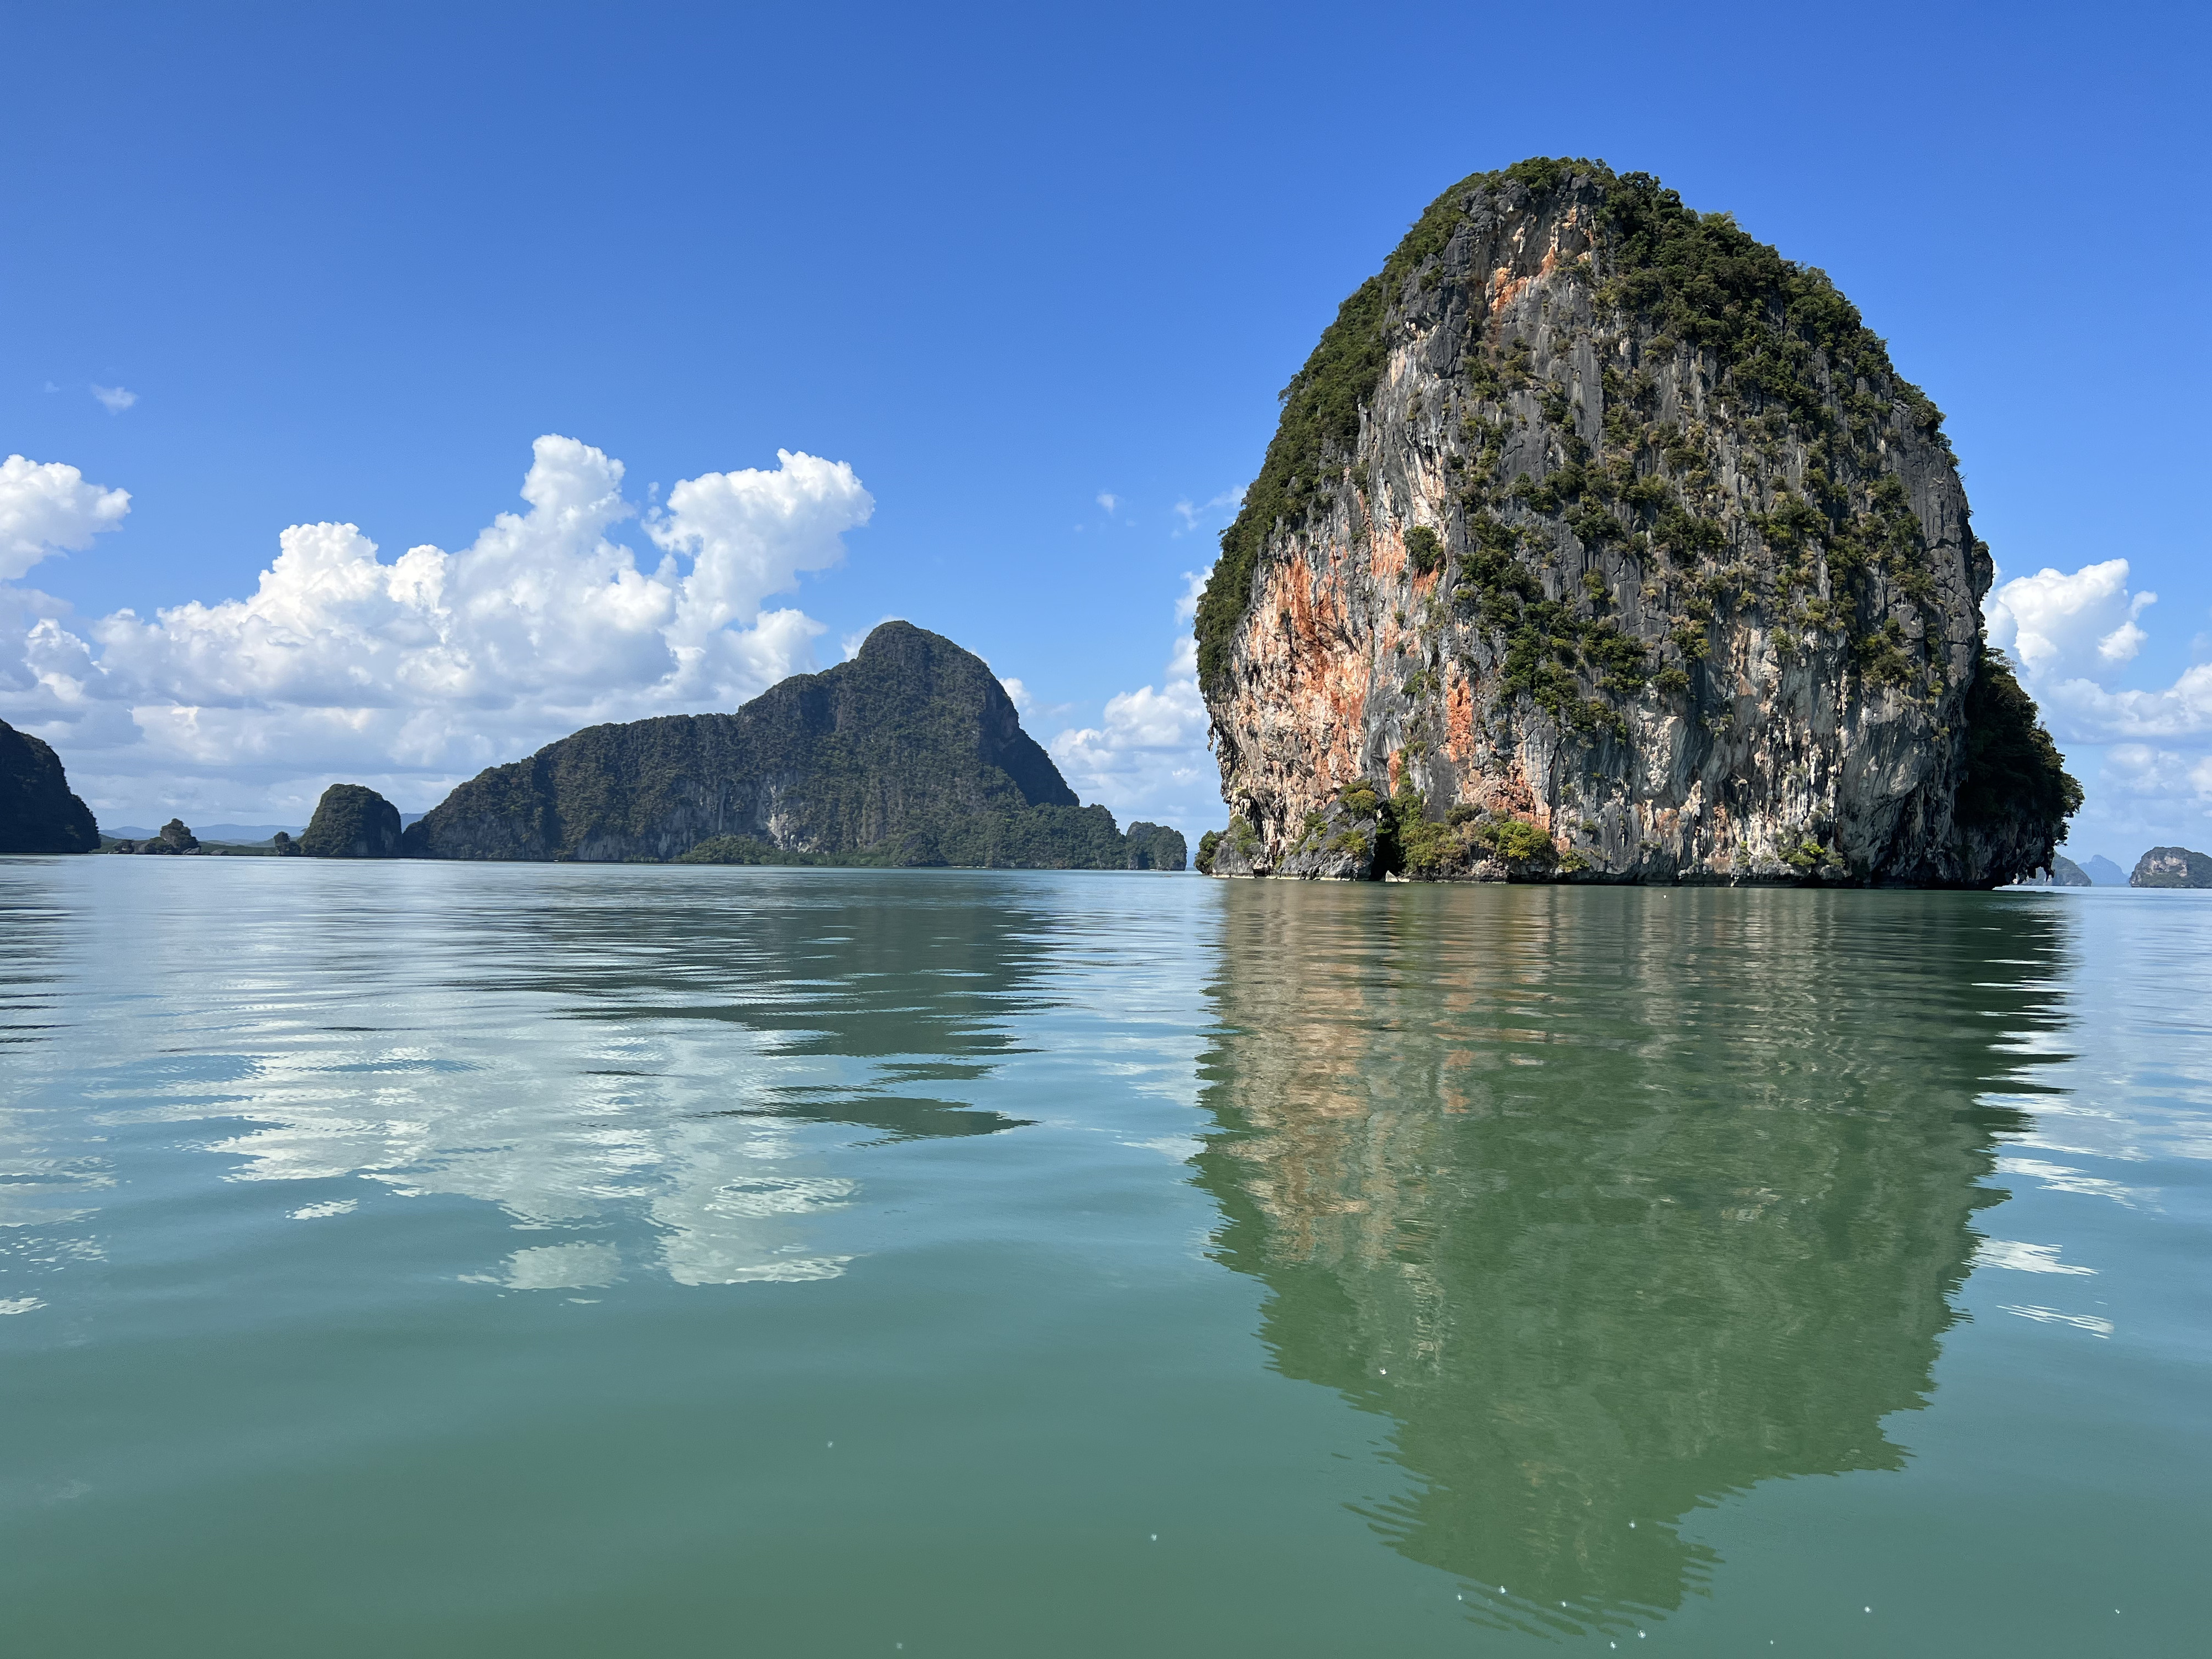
[91,384,137,414]
[1985,555,2212,863]
[1987,559,2212,747]
[1172,486,1245,536]
[0,435,871,823]
[1047,570,1215,832]
[1,455,132,581]
[1986,560,2154,685]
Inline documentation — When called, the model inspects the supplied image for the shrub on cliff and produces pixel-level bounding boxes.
[1477,817,1557,867]
[677,836,831,865]
[1954,649,2081,850]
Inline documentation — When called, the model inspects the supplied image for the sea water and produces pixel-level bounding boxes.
[2,858,2205,1656]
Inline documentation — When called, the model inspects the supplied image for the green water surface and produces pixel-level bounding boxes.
[2,860,2205,1655]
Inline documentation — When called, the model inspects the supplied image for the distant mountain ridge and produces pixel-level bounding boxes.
[405,622,1180,869]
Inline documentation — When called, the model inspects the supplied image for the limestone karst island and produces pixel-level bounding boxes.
[1194,159,2082,888]
[9,12,2211,1642]
[11,165,2204,896]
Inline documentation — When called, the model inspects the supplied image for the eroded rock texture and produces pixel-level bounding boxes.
[1196,160,2076,886]
[2130,846,2212,888]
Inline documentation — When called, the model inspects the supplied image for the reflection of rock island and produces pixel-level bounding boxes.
[195,873,1048,1287]
[1193,884,2066,1632]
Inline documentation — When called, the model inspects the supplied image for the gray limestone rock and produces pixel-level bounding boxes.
[2130,846,2212,889]
[1195,160,2075,888]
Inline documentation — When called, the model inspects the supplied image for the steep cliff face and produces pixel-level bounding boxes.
[0,719,100,854]
[1197,159,2077,886]
[408,621,1133,867]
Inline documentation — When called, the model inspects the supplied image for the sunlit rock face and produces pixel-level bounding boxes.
[1196,160,2074,887]
[1192,882,2064,1631]
[2130,846,2212,888]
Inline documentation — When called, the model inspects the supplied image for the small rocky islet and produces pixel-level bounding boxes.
[2131,847,2212,889]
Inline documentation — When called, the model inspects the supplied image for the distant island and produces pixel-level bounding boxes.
[9,625,1183,872]
[2132,847,2212,889]
[1194,158,2077,888]
[367,622,1182,870]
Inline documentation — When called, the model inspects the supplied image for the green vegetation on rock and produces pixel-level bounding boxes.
[1198,155,2077,886]
[2130,846,2212,888]
[1194,165,1577,688]
[1954,649,2081,851]
[1124,821,1188,872]
[409,622,1151,869]
[302,784,405,858]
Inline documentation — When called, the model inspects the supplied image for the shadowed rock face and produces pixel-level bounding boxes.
[406,622,1130,867]
[1192,882,2067,1634]
[1197,159,2075,888]
[2130,846,2212,888]
[0,720,99,854]
[302,785,404,858]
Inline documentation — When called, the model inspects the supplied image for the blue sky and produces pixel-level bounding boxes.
[3,0,2205,860]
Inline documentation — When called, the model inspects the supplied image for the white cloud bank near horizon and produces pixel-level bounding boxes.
[1986,557,2212,860]
[0,437,872,823]
[1045,570,1217,834]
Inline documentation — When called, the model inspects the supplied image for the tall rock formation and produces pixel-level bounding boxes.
[1196,159,2078,886]
[302,784,405,858]
[0,719,100,853]
[407,622,1135,867]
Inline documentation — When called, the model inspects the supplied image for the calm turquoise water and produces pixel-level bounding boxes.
[2,859,2206,1656]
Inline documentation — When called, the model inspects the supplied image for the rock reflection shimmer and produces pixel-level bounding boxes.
[1194,882,2070,1634]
